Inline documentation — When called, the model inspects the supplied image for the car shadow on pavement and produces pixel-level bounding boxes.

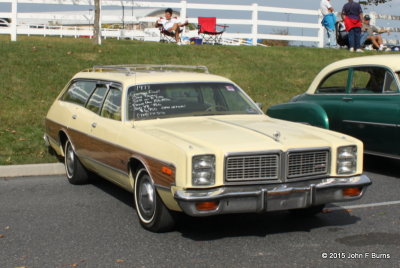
[364,154,400,178]
[88,175,360,240]
[176,207,359,241]
[90,175,134,208]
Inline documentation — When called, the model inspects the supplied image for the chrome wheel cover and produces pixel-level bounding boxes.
[138,176,155,220]
[65,142,75,178]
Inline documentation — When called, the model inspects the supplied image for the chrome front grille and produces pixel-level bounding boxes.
[225,154,279,182]
[287,150,329,179]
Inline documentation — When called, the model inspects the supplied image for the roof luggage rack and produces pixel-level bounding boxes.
[87,64,209,75]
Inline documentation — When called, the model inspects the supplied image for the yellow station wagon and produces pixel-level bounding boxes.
[44,65,371,232]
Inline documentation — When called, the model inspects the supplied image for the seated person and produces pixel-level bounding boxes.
[360,14,389,51]
[156,8,188,44]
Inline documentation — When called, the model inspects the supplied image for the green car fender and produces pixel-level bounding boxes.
[266,102,329,129]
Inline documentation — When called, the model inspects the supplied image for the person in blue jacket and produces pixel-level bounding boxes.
[320,0,337,48]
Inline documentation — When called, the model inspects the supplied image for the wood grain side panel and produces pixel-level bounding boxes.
[45,118,64,144]
[144,158,176,188]
[67,128,176,188]
[66,128,129,174]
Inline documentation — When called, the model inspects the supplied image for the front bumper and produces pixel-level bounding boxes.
[174,175,371,216]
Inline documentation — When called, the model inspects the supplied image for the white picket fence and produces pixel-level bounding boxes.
[0,0,325,46]
[0,0,399,46]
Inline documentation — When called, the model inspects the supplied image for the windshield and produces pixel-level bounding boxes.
[127,82,261,120]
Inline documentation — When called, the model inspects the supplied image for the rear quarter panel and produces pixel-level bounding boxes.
[267,102,329,129]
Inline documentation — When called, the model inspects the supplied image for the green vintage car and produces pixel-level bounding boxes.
[267,55,400,159]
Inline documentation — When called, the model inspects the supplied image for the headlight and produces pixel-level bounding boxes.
[192,155,215,186]
[337,146,357,174]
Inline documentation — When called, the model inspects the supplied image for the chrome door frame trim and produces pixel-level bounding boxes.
[342,120,398,128]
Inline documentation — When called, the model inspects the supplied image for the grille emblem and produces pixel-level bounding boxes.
[314,164,326,169]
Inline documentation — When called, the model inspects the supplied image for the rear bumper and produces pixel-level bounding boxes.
[174,175,371,216]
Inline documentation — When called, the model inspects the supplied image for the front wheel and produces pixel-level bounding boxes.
[64,140,90,185]
[134,168,175,232]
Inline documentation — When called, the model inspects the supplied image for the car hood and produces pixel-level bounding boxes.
[135,115,356,153]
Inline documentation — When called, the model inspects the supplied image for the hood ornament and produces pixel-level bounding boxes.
[273,131,281,142]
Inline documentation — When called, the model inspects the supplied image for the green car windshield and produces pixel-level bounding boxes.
[127,82,261,120]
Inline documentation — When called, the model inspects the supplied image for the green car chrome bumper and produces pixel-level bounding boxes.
[174,175,371,216]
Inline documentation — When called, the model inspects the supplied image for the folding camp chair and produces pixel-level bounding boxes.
[335,21,349,48]
[197,17,228,45]
[156,17,183,43]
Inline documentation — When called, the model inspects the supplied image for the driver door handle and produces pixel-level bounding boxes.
[342,97,353,102]
[91,122,97,128]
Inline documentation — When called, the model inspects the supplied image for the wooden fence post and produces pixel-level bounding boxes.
[180,0,187,32]
[252,3,258,46]
[317,13,324,48]
[11,0,17,41]
[370,11,377,26]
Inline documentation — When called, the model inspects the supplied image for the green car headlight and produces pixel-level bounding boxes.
[192,155,215,186]
[337,146,357,174]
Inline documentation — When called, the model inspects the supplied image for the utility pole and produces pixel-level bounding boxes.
[122,1,125,29]
[93,0,101,45]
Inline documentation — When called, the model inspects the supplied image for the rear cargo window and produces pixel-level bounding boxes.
[62,81,97,106]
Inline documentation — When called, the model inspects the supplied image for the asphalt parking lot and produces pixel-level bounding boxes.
[0,155,399,268]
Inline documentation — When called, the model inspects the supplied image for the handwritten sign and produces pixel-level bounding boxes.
[128,85,187,119]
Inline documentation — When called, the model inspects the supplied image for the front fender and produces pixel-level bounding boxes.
[266,102,329,129]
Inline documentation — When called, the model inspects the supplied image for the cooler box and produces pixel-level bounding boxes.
[190,37,203,45]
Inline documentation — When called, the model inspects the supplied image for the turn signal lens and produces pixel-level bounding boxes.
[343,187,362,197]
[161,166,173,175]
[195,201,219,211]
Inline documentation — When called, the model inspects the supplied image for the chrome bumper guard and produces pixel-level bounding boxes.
[43,133,50,147]
[174,175,371,216]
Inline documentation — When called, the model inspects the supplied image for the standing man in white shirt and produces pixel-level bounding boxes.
[320,0,337,48]
[156,8,188,44]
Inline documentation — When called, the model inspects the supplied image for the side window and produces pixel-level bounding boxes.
[86,85,108,114]
[316,69,348,94]
[62,81,96,106]
[383,71,399,93]
[101,87,122,120]
[350,67,386,94]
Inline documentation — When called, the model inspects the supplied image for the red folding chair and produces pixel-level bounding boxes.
[156,17,183,43]
[197,17,228,45]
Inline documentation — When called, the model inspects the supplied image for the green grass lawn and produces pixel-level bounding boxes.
[0,35,386,165]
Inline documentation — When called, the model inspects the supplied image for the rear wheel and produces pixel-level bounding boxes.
[289,205,325,216]
[64,140,89,185]
[134,168,175,232]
